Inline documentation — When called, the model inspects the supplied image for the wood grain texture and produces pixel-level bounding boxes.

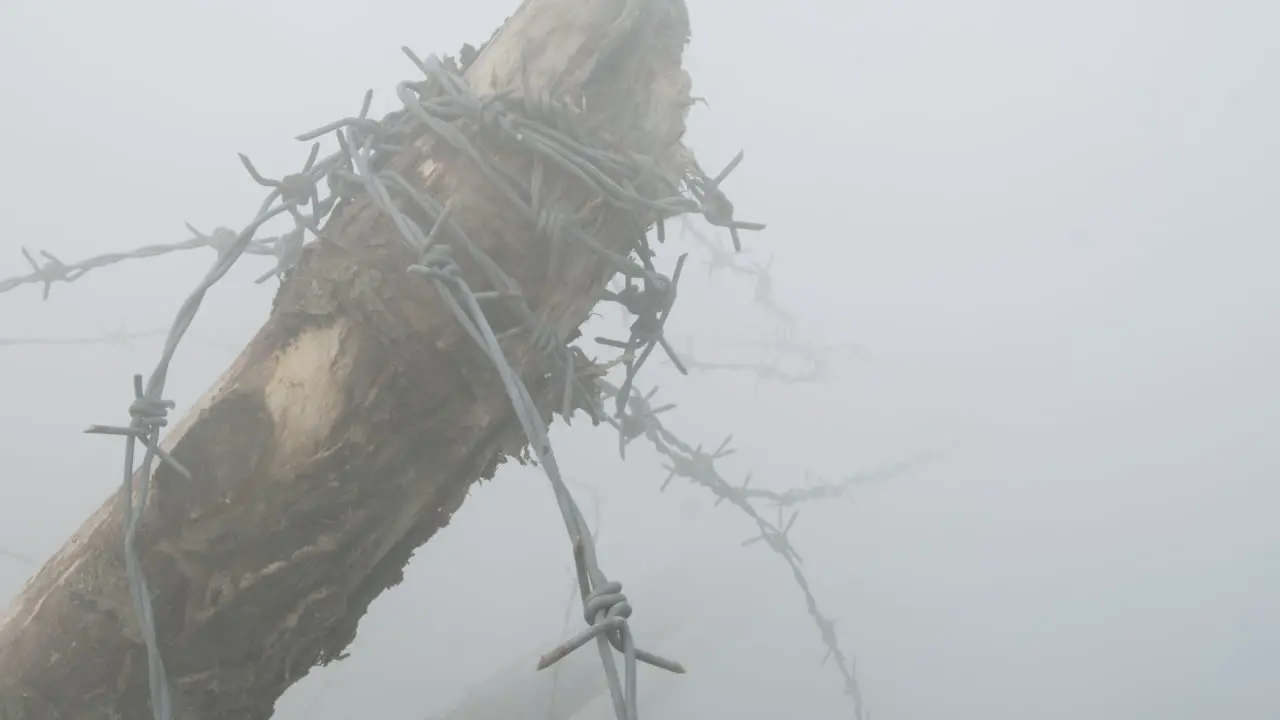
[0,0,693,717]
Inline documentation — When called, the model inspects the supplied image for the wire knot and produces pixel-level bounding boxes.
[408,243,460,280]
[687,151,767,251]
[20,247,85,299]
[583,580,633,632]
[129,394,175,433]
[84,374,192,482]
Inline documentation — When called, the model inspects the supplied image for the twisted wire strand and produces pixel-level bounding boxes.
[0,31,902,720]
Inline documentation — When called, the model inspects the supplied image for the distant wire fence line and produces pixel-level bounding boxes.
[0,329,166,348]
[0,549,32,566]
[0,42,896,720]
[0,328,246,353]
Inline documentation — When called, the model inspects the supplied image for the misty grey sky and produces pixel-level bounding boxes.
[2,1,1278,719]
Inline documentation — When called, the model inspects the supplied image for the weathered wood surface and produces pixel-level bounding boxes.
[0,0,694,717]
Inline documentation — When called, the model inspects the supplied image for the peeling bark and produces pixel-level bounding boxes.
[0,0,694,717]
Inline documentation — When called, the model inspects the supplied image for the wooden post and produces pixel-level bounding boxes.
[0,0,695,717]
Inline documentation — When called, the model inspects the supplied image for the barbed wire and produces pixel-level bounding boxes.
[546,479,604,720]
[681,217,797,330]
[541,402,927,720]
[0,227,286,300]
[592,377,932,720]
[80,161,300,720]
[741,455,937,507]
[384,48,710,720]
[665,327,871,381]
[5,39,744,720]
[663,218,880,387]
[0,33,890,720]
[676,351,831,384]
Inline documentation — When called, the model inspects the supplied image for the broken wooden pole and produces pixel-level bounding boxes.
[0,0,697,717]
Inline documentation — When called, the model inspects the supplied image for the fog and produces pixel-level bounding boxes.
[1,1,1277,718]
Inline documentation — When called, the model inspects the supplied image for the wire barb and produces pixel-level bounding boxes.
[0,36,899,720]
[594,378,927,720]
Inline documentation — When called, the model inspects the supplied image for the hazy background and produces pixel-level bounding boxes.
[2,1,1277,718]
